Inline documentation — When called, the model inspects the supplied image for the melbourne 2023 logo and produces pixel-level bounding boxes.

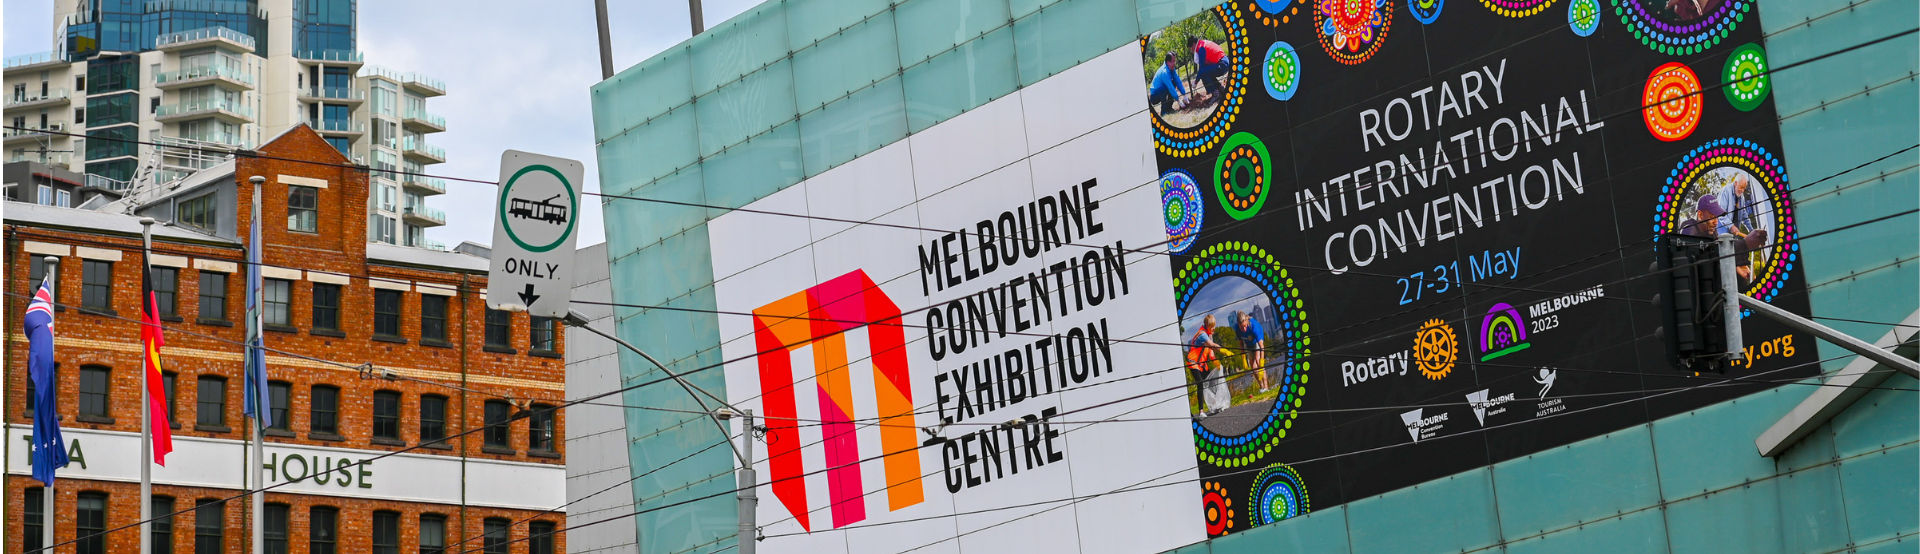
[752,270,923,531]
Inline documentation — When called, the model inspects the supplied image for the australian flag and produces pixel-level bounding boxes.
[25,275,70,485]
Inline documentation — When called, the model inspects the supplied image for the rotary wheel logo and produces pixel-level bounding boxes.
[1413,319,1457,380]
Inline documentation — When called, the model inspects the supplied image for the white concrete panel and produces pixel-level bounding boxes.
[1020,44,1152,154]
[805,140,920,239]
[908,95,1031,199]
[708,182,815,283]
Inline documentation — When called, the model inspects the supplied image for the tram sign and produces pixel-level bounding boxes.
[487,150,583,318]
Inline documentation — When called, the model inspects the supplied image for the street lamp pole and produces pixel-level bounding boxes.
[560,310,756,553]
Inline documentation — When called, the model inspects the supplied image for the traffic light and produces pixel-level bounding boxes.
[1654,233,1744,373]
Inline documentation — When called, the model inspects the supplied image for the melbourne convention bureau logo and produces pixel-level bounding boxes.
[751,270,925,531]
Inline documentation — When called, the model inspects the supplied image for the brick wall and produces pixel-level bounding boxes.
[5,126,568,553]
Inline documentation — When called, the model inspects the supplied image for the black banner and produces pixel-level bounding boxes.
[1146,0,1809,536]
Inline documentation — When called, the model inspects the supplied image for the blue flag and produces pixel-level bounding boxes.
[242,200,271,429]
[25,276,69,485]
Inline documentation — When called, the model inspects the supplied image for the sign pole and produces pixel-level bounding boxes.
[737,409,757,554]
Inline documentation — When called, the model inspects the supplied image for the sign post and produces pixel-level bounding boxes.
[488,151,585,317]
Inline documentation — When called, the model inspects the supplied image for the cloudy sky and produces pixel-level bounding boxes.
[4,0,766,248]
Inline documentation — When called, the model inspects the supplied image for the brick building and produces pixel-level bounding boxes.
[5,125,566,554]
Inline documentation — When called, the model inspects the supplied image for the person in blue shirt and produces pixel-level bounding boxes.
[1148,52,1187,115]
[1235,311,1269,392]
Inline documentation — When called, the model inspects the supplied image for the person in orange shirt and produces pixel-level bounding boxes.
[1188,35,1229,100]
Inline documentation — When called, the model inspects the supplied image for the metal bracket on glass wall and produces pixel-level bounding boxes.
[1755,308,1920,457]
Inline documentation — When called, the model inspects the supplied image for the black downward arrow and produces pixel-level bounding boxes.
[518,283,542,307]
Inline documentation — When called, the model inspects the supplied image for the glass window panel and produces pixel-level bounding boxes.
[904,27,1019,132]
[484,400,512,448]
[602,165,708,258]
[529,404,557,452]
[689,2,790,96]
[1012,0,1138,86]
[194,499,222,554]
[311,385,339,434]
[599,105,700,196]
[695,60,797,158]
[197,376,225,426]
[268,382,289,431]
[264,504,289,554]
[82,260,112,310]
[419,514,447,554]
[372,511,400,554]
[1134,0,1224,34]
[154,267,179,316]
[482,518,510,554]
[264,279,291,326]
[792,12,900,114]
[312,283,340,330]
[421,295,448,342]
[309,507,338,554]
[896,0,1012,66]
[374,289,402,337]
[801,75,907,176]
[76,492,107,554]
[420,395,447,443]
[701,121,802,210]
[593,45,690,143]
[152,496,175,554]
[79,366,109,417]
[485,308,512,348]
[1009,0,1064,19]
[786,0,893,50]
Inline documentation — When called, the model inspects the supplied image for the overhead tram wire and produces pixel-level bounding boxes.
[23,31,1914,550]
[854,351,1870,554]
[467,346,1871,554]
[15,28,1910,554]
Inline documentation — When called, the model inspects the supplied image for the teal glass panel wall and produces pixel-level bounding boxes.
[589,0,1915,550]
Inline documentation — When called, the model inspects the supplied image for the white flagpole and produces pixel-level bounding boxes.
[140,218,155,554]
[43,256,60,552]
[250,178,266,554]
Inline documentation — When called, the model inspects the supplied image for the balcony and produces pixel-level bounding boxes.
[402,175,447,196]
[85,173,133,192]
[400,137,446,163]
[6,89,71,110]
[155,98,253,123]
[402,109,446,132]
[402,204,446,226]
[299,86,365,104]
[403,73,446,97]
[296,49,364,66]
[154,26,256,53]
[4,51,67,71]
[3,126,64,144]
[155,64,255,90]
[307,118,365,136]
[167,130,250,148]
[8,152,72,167]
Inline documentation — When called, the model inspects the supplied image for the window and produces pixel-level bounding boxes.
[264,503,289,554]
[153,267,179,317]
[374,289,402,337]
[288,186,319,232]
[529,403,557,453]
[261,278,292,326]
[79,365,109,419]
[25,487,44,553]
[152,496,175,554]
[483,518,511,554]
[150,96,160,114]
[484,400,512,450]
[163,372,179,425]
[311,385,339,435]
[76,492,107,554]
[197,376,226,427]
[179,193,217,232]
[198,272,228,322]
[420,395,447,444]
[312,283,340,331]
[372,510,401,554]
[373,391,401,441]
[268,381,291,431]
[57,189,71,208]
[309,506,338,554]
[326,136,351,154]
[420,294,448,343]
[531,316,557,352]
[38,185,53,205]
[81,260,112,311]
[419,514,448,554]
[194,498,223,554]
[485,308,512,349]
[530,521,557,554]
[29,255,60,304]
